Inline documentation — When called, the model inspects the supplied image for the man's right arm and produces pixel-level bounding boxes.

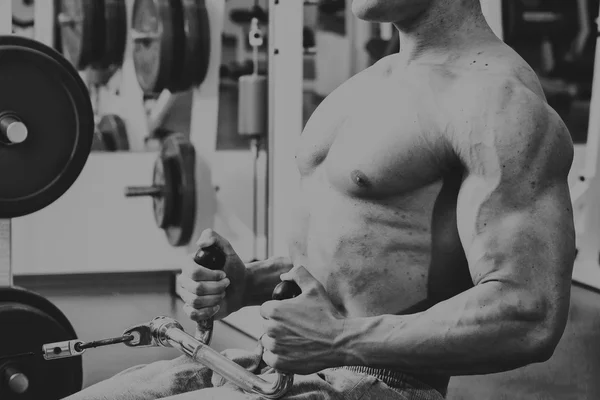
[244,257,294,307]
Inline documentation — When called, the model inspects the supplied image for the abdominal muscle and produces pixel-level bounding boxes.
[287,177,442,319]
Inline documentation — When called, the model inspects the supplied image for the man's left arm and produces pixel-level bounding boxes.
[339,87,577,375]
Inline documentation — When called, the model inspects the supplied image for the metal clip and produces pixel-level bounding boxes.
[42,339,85,360]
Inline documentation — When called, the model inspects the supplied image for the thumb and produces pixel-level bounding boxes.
[195,229,233,255]
[280,265,318,291]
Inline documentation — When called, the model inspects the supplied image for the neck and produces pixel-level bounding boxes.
[393,0,496,66]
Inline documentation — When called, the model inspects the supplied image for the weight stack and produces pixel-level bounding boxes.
[238,74,268,137]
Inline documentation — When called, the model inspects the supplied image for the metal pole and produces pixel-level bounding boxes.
[0,220,13,287]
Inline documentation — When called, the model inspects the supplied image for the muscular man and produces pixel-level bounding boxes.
[68,0,576,399]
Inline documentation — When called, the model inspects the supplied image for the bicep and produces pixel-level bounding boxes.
[457,177,575,293]
[453,83,576,292]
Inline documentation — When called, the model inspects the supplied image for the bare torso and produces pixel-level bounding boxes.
[288,39,548,319]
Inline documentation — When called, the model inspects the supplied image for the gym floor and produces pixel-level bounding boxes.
[15,272,600,400]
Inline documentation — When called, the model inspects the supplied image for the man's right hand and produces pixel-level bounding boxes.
[179,229,248,322]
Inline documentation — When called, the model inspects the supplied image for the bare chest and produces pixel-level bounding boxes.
[296,80,449,197]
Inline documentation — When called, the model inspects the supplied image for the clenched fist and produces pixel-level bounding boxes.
[179,229,248,322]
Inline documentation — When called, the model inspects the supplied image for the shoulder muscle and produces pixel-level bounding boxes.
[453,80,573,191]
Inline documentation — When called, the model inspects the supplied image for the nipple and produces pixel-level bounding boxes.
[351,170,370,188]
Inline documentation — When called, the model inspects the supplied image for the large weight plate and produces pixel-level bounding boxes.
[0,287,82,400]
[132,0,178,94]
[0,36,94,218]
[161,133,196,247]
[99,0,127,68]
[168,0,211,92]
[152,156,174,229]
[59,0,104,70]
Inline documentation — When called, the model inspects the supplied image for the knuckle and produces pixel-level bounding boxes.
[188,295,203,308]
[259,303,273,320]
[263,321,278,336]
[190,307,213,320]
[193,281,205,295]
[263,352,282,370]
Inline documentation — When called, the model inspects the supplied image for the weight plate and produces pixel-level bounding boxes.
[131,0,177,94]
[161,133,196,247]
[59,0,104,70]
[153,157,174,229]
[168,0,211,92]
[99,0,127,68]
[97,114,129,151]
[0,36,94,218]
[0,287,82,400]
[91,129,107,152]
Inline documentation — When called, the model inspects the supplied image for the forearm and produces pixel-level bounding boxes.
[244,256,294,307]
[339,282,560,376]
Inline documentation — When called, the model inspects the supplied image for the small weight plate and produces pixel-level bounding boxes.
[98,0,127,68]
[91,128,107,152]
[131,0,177,94]
[59,0,104,70]
[0,36,94,218]
[97,114,129,151]
[161,133,196,247]
[168,0,211,92]
[0,287,82,400]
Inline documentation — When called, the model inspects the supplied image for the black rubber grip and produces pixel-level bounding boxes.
[272,281,302,301]
[193,243,226,271]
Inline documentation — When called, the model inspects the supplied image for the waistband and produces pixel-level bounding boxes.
[333,366,448,398]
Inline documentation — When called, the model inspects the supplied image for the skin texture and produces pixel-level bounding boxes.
[66,1,577,398]
[256,0,576,378]
[183,0,576,380]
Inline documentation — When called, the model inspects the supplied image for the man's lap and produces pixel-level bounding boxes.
[67,349,443,400]
[159,367,442,400]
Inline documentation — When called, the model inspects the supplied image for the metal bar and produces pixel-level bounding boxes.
[0,220,12,287]
[0,0,11,35]
[267,0,304,257]
[34,0,55,46]
[581,7,600,181]
[147,90,176,134]
[481,0,504,39]
[162,325,292,398]
[77,335,134,351]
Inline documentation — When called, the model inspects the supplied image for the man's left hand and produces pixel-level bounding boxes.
[259,266,346,375]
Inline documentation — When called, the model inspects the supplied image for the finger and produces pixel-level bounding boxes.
[280,265,317,291]
[181,261,226,281]
[195,229,218,248]
[262,320,281,337]
[179,289,226,309]
[260,334,280,353]
[262,350,285,372]
[183,303,221,322]
[179,274,230,295]
[259,300,277,320]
